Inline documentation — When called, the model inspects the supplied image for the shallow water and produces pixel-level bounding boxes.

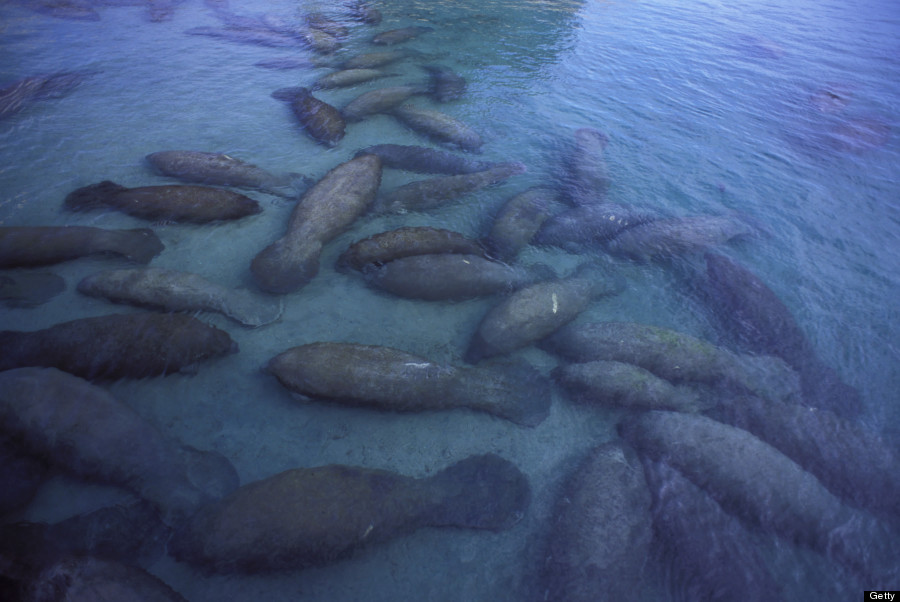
[1,0,898,600]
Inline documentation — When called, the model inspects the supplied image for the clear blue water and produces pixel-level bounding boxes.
[1,0,898,600]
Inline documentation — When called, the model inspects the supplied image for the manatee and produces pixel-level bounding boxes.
[483,187,559,261]
[341,84,430,122]
[186,26,310,49]
[641,459,784,602]
[342,49,411,70]
[271,86,346,147]
[708,395,900,521]
[567,128,611,205]
[0,70,97,120]
[553,360,710,412]
[0,435,48,517]
[313,68,398,90]
[540,321,802,405]
[354,143,498,174]
[77,267,283,327]
[465,263,625,363]
[336,226,487,272]
[540,442,652,602]
[346,0,382,24]
[362,254,543,301]
[605,215,755,261]
[702,252,862,417]
[391,103,484,151]
[422,64,466,102]
[619,411,900,586]
[827,117,891,154]
[0,272,66,307]
[64,180,261,223]
[266,342,550,426]
[372,163,526,214]
[251,154,382,294]
[23,557,189,602]
[371,26,434,45]
[0,226,163,268]
[809,82,855,115]
[0,312,237,379]
[304,13,350,38]
[296,26,341,54]
[145,150,308,198]
[0,368,240,524]
[533,202,659,250]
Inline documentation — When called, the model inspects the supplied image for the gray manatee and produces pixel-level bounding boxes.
[540,441,652,602]
[362,254,544,301]
[391,103,483,151]
[567,128,611,205]
[0,312,238,380]
[540,321,801,404]
[641,459,784,602]
[354,143,498,174]
[77,267,283,327]
[336,226,487,272]
[619,411,900,586]
[553,360,711,412]
[145,150,308,198]
[271,86,346,147]
[483,187,559,261]
[465,263,625,363]
[341,84,430,121]
[313,68,398,90]
[0,226,163,268]
[533,202,659,250]
[266,342,551,426]
[371,26,434,45]
[0,368,239,525]
[251,154,382,294]
[605,215,755,261]
[371,162,525,213]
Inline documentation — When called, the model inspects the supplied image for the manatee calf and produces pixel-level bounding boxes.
[567,128,611,205]
[371,162,525,213]
[0,226,163,268]
[371,25,434,45]
[313,68,398,90]
[606,215,755,261]
[354,143,498,174]
[64,181,261,223]
[533,202,659,250]
[540,321,801,405]
[391,103,484,151]
[0,271,65,307]
[145,150,308,198]
[483,187,559,261]
[266,342,550,426]
[336,226,487,272]
[553,360,710,412]
[271,86,346,147]
[342,49,411,70]
[0,312,237,379]
[641,459,783,602]
[702,252,862,417]
[362,254,543,301]
[251,154,382,294]
[422,64,466,102]
[341,84,430,122]
[465,263,625,363]
[0,368,239,524]
[540,442,652,602]
[619,411,900,585]
[77,267,283,327]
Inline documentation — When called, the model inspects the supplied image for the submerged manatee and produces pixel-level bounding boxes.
[77,267,283,327]
[567,127,611,205]
[170,453,529,573]
[272,86,346,147]
[391,103,484,151]
[346,0,382,24]
[145,150,308,198]
[483,187,559,261]
[0,368,239,524]
[64,181,261,223]
[422,64,466,102]
[354,143,498,174]
[534,203,659,250]
[371,26,434,45]
[606,215,755,261]
[0,226,163,268]
[336,226,487,272]
[250,154,382,294]
[313,68,398,90]
[541,442,652,602]
[0,312,237,379]
[0,70,97,120]
[341,84,430,121]
[342,49,411,70]
[266,342,551,426]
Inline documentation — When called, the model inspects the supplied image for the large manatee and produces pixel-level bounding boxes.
[250,154,382,294]
[271,86,346,147]
[0,226,163,268]
[336,226,487,272]
[266,342,551,426]
[391,103,483,151]
[0,367,239,524]
[540,441,652,602]
[605,215,755,261]
[0,312,237,379]
[77,267,283,327]
[145,150,308,198]
[341,84,429,121]
[354,143,498,174]
[64,181,261,223]
[483,187,558,261]
[465,263,625,363]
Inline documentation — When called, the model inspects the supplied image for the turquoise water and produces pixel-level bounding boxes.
[1,0,898,600]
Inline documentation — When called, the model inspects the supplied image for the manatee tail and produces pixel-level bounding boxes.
[456,361,552,427]
[112,228,165,264]
[218,287,284,327]
[426,453,531,531]
[64,180,129,211]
